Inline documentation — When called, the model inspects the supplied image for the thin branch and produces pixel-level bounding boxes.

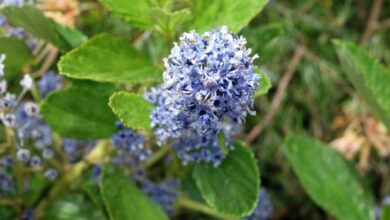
[360,0,383,45]
[245,43,306,144]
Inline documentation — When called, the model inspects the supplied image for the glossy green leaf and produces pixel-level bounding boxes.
[108,92,153,130]
[59,34,162,84]
[44,194,106,220]
[40,82,117,139]
[285,136,375,220]
[0,37,32,78]
[0,5,76,51]
[99,0,153,29]
[190,0,268,33]
[333,40,390,129]
[255,69,272,97]
[192,142,260,217]
[100,165,169,220]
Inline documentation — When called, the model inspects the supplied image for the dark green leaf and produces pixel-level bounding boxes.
[0,37,32,78]
[192,142,260,217]
[108,91,153,130]
[285,136,375,220]
[1,6,70,50]
[59,34,162,84]
[100,164,169,220]
[99,0,153,29]
[40,82,117,139]
[190,0,268,33]
[333,40,390,129]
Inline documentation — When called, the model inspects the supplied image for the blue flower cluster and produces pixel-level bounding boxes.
[145,26,259,166]
[0,155,14,195]
[38,71,64,98]
[62,138,96,162]
[244,188,273,220]
[111,121,152,164]
[0,55,64,181]
[141,178,180,217]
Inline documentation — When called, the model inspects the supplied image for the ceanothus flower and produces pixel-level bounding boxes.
[38,71,64,98]
[244,188,273,220]
[111,121,152,163]
[145,26,259,166]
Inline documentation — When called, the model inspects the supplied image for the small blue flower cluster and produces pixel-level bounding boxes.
[0,55,62,181]
[244,188,273,220]
[62,138,96,162]
[38,71,64,98]
[141,178,180,217]
[145,26,259,166]
[111,121,152,163]
[0,155,14,195]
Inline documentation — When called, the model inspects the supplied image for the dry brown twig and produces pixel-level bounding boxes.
[245,43,306,144]
[360,0,384,45]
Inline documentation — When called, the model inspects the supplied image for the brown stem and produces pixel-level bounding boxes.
[245,43,306,144]
[360,0,383,45]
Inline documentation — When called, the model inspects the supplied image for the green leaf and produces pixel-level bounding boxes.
[100,164,169,220]
[40,82,117,139]
[54,23,88,48]
[0,5,74,51]
[150,8,192,39]
[99,0,153,29]
[0,37,32,78]
[284,136,375,220]
[244,22,287,62]
[255,69,272,97]
[382,205,390,220]
[108,92,152,130]
[190,0,268,33]
[192,142,260,217]
[59,34,162,84]
[333,40,390,129]
[44,194,106,220]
